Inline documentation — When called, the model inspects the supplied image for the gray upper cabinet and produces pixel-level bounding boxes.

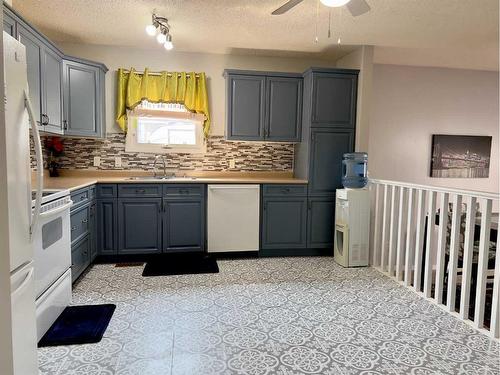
[4,3,107,138]
[311,72,357,127]
[63,58,107,137]
[225,70,302,142]
[266,77,302,142]
[17,23,42,128]
[41,46,63,134]
[3,8,15,36]
[308,128,355,196]
[226,74,266,141]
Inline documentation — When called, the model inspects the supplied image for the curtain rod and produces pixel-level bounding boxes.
[119,69,200,78]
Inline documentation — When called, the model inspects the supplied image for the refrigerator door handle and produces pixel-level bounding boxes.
[11,267,34,299]
[24,89,43,238]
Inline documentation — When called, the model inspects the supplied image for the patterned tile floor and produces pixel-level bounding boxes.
[38,257,500,375]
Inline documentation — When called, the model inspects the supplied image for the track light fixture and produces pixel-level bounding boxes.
[145,13,174,51]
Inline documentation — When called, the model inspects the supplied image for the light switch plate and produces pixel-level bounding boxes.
[114,157,122,168]
[229,159,236,169]
[93,156,101,167]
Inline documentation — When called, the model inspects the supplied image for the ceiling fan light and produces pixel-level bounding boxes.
[320,0,351,7]
[145,24,157,36]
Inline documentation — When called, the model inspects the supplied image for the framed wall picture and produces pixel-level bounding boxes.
[430,134,492,178]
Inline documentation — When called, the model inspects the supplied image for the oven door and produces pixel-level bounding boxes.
[32,199,72,298]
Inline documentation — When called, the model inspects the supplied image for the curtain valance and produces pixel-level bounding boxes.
[115,68,210,136]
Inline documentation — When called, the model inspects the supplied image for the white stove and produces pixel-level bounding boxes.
[31,188,73,340]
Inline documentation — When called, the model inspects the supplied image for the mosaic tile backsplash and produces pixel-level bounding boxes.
[31,133,294,172]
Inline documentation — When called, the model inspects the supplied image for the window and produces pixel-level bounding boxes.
[125,101,206,154]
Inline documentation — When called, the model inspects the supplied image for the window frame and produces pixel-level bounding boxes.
[125,105,206,155]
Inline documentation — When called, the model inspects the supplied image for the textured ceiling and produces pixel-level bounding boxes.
[11,0,499,67]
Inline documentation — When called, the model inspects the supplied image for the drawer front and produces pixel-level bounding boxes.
[262,184,307,196]
[71,235,90,282]
[164,184,204,197]
[89,186,96,200]
[70,205,89,244]
[97,184,117,198]
[118,184,162,198]
[70,188,90,209]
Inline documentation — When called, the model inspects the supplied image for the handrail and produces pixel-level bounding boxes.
[369,178,499,200]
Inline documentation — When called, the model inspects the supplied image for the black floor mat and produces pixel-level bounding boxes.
[142,253,219,277]
[38,304,115,347]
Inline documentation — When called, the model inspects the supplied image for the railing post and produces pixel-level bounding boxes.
[459,196,478,319]
[434,192,450,305]
[474,198,492,329]
[404,188,415,287]
[423,190,437,298]
[446,194,462,312]
[396,187,406,281]
[388,185,399,276]
[491,224,500,338]
[381,184,390,272]
[414,189,426,292]
[372,184,381,267]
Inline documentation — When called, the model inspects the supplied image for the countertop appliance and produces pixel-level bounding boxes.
[2,31,39,375]
[334,188,370,267]
[207,184,260,252]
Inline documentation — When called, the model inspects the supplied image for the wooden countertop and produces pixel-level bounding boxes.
[36,170,308,192]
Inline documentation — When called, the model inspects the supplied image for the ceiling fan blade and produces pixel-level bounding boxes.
[271,0,304,15]
[346,0,371,17]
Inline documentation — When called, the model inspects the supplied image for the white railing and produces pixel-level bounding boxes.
[369,179,500,339]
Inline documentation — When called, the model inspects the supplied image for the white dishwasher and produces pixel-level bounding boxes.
[207,184,260,252]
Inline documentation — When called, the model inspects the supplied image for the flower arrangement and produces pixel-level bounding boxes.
[45,137,64,177]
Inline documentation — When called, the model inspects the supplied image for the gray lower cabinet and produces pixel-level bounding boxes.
[89,202,97,261]
[224,70,302,142]
[261,197,307,249]
[308,128,355,196]
[163,198,205,253]
[71,234,91,283]
[307,196,335,248]
[118,198,162,254]
[97,198,118,255]
[63,59,106,137]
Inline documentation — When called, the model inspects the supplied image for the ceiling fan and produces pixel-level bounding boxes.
[272,0,371,17]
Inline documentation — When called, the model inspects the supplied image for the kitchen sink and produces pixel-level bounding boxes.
[125,176,197,181]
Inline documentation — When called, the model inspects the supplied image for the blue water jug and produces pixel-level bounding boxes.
[342,152,368,188]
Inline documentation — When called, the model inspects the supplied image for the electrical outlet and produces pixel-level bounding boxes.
[229,159,236,169]
[93,156,101,167]
[114,157,122,168]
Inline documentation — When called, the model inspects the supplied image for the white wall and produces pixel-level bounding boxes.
[58,43,338,135]
[369,64,499,194]
[336,46,374,152]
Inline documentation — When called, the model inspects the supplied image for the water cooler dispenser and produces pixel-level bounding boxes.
[334,153,370,267]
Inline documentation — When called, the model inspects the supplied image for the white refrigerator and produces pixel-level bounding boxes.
[1,32,43,375]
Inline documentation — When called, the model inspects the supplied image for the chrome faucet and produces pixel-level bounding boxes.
[153,155,167,178]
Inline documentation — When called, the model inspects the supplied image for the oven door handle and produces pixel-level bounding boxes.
[39,201,73,219]
[12,267,34,299]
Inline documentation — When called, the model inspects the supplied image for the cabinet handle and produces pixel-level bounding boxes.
[82,219,88,224]
[80,195,86,201]
[63,120,68,130]
[71,226,77,231]
[281,188,290,193]
[136,189,146,194]
[41,114,48,126]
[308,201,312,210]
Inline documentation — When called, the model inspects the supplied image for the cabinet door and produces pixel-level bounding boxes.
[70,204,89,244]
[3,10,16,36]
[261,197,307,249]
[163,198,204,253]
[309,128,354,196]
[118,199,162,254]
[307,196,335,248]
[226,74,265,141]
[89,202,97,261]
[97,199,117,255]
[63,60,101,137]
[71,234,90,283]
[17,24,42,127]
[266,77,302,142]
[41,46,63,134]
[311,73,357,127]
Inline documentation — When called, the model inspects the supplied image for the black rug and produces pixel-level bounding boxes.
[142,253,219,277]
[38,304,116,347]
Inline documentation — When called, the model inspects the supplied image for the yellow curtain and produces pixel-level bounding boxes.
[115,68,211,137]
